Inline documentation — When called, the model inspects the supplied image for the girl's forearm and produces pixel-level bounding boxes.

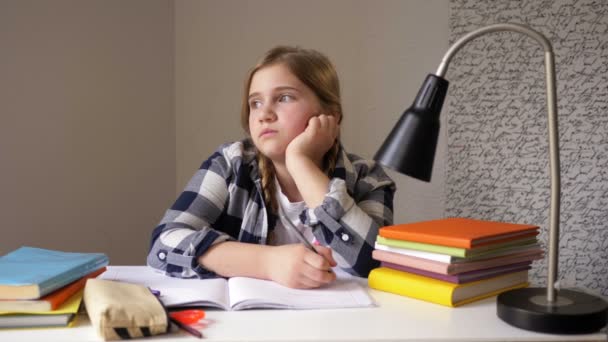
[197,241,273,279]
[286,155,330,208]
[198,240,336,288]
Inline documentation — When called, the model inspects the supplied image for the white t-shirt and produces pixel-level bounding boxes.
[268,178,315,246]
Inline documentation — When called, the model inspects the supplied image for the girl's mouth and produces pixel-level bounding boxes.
[259,129,277,137]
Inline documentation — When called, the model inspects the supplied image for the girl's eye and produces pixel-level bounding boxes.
[249,100,262,109]
[279,94,293,102]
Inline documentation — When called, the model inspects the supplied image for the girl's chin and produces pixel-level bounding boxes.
[256,144,287,161]
[261,151,286,162]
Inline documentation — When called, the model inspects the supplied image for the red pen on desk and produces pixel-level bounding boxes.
[150,288,205,338]
[170,316,204,339]
[169,310,205,339]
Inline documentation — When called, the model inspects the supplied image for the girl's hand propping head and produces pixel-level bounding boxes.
[286,114,339,166]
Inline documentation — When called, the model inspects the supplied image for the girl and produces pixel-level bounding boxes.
[148,46,395,289]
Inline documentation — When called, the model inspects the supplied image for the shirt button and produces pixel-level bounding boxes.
[158,252,167,261]
[341,233,350,242]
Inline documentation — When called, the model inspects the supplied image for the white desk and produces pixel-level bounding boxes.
[1,268,606,341]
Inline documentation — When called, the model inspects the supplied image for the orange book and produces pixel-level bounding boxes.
[0,267,106,313]
[379,218,538,248]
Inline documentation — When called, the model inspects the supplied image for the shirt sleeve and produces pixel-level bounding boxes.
[300,160,396,277]
[147,146,236,279]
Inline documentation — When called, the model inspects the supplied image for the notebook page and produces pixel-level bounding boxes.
[100,266,229,309]
[228,271,375,310]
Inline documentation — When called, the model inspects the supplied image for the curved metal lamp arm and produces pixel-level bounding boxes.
[436,23,560,302]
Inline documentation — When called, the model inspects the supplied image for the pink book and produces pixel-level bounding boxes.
[380,261,531,284]
[372,249,543,275]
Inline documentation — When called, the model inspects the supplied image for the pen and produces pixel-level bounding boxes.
[280,214,334,273]
[150,288,204,338]
[148,287,161,297]
[296,228,319,253]
[170,316,204,339]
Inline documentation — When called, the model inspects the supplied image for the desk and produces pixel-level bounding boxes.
[1,267,606,341]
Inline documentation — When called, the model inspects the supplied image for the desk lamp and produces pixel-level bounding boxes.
[374,23,608,334]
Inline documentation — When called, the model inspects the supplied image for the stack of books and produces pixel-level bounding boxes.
[0,246,109,329]
[368,218,543,307]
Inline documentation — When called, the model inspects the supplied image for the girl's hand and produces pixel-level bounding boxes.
[264,244,337,289]
[286,114,339,166]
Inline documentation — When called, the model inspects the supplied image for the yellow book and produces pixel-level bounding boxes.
[0,289,83,329]
[368,267,528,307]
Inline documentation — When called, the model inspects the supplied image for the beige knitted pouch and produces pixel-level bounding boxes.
[84,279,169,340]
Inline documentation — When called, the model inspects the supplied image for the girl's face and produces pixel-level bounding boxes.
[248,63,323,162]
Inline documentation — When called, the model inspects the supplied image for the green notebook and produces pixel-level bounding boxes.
[376,236,538,257]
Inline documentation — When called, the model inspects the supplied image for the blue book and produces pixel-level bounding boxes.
[0,246,109,300]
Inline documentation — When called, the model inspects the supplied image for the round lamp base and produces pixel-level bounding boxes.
[497,287,608,334]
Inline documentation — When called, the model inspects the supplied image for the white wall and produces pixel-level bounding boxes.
[175,0,450,224]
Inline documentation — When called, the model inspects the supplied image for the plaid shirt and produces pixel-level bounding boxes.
[147,139,395,278]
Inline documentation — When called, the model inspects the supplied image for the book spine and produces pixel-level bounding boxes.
[374,243,454,263]
[380,230,472,248]
[448,252,543,274]
[381,262,459,283]
[47,267,107,310]
[377,236,467,257]
[368,267,456,307]
[372,250,451,274]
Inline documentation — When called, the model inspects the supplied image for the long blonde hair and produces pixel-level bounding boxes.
[241,46,343,213]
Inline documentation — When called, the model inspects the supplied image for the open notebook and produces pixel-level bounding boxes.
[100,266,374,311]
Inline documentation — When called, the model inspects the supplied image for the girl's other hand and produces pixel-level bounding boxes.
[286,114,339,166]
[264,244,337,289]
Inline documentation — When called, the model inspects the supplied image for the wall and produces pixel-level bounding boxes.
[0,0,450,263]
[0,0,175,263]
[447,0,608,295]
[175,0,449,225]
[8,1,599,292]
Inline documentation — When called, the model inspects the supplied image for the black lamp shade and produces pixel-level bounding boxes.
[374,74,449,182]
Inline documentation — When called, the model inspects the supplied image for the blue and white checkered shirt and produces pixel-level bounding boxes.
[147,139,395,278]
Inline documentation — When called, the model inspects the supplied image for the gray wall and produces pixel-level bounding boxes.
[175,0,449,225]
[4,0,602,297]
[0,0,175,263]
[447,0,608,296]
[1,0,448,263]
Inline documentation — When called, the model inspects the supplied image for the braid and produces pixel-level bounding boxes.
[257,152,278,214]
[257,140,339,215]
[323,140,341,177]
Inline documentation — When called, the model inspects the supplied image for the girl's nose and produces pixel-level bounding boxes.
[258,105,277,122]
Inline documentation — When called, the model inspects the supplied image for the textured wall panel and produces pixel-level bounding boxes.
[447,0,607,296]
